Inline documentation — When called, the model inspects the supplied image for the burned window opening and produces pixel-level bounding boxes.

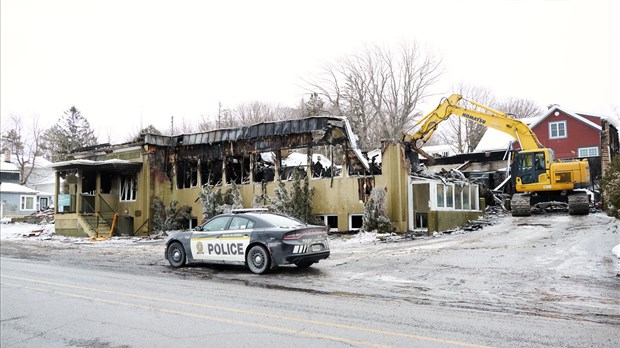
[316,215,338,231]
[367,150,382,175]
[81,170,97,195]
[176,159,198,189]
[120,174,137,201]
[312,145,343,179]
[254,152,275,183]
[358,177,375,202]
[349,214,363,230]
[100,172,112,194]
[200,159,224,186]
[280,150,308,181]
[414,213,428,228]
[148,146,174,184]
[226,155,250,185]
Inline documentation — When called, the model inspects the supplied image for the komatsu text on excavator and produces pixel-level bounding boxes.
[402,94,591,216]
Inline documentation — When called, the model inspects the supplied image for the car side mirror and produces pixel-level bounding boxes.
[194,225,203,231]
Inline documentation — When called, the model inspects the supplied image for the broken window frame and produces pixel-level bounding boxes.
[349,214,363,231]
[316,215,338,232]
[253,152,276,183]
[200,158,224,186]
[311,145,343,179]
[225,155,251,185]
[120,174,137,202]
[177,159,199,189]
[279,149,308,181]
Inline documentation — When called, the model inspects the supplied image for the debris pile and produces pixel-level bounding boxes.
[25,207,55,224]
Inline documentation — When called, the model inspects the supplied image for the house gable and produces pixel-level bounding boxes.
[528,106,602,159]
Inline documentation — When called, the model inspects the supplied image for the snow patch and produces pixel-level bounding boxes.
[330,232,379,245]
[613,244,620,259]
[0,222,55,239]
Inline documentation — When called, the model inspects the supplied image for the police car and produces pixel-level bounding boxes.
[165,209,330,274]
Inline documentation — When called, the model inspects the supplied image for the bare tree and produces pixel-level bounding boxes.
[126,124,163,142]
[496,98,544,119]
[197,102,300,131]
[233,101,277,125]
[303,42,442,150]
[436,84,545,154]
[436,84,497,154]
[233,101,300,125]
[1,114,44,185]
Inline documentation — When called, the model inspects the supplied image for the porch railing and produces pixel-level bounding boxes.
[98,194,117,228]
[80,194,103,230]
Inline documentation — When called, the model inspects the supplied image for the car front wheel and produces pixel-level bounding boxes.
[246,245,270,274]
[167,242,186,268]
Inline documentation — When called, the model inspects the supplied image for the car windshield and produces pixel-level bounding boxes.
[262,214,305,228]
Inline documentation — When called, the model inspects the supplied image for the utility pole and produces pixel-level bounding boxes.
[217,102,222,128]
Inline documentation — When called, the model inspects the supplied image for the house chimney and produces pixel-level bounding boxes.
[3,149,10,163]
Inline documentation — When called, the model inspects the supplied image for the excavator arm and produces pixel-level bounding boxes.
[402,94,543,157]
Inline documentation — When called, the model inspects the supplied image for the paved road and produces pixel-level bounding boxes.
[1,212,619,347]
[1,256,617,348]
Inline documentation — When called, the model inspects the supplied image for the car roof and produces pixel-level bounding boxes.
[221,211,308,227]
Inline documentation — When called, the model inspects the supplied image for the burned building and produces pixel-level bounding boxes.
[50,116,483,237]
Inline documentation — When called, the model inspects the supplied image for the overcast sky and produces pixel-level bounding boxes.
[1,0,618,143]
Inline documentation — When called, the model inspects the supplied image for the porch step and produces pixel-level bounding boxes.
[77,215,115,238]
[95,224,112,238]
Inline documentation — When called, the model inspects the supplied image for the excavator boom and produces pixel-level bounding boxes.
[403,94,544,153]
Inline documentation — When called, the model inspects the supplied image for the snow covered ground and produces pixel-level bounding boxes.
[2,218,620,257]
[2,213,619,324]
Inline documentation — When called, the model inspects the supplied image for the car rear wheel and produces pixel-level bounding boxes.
[167,242,186,268]
[247,245,270,274]
[295,261,314,269]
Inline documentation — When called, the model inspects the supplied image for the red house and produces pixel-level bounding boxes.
[525,106,603,160]
[475,105,620,181]
[474,105,619,184]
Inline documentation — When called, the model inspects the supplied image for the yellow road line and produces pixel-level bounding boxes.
[1,274,492,348]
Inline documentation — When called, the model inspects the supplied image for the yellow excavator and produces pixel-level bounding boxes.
[402,94,591,216]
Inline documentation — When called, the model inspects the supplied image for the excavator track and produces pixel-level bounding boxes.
[568,192,590,215]
[511,193,531,217]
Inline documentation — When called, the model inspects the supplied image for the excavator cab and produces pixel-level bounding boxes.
[514,150,549,185]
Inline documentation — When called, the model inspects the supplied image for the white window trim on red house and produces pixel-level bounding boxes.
[578,146,599,157]
[549,121,568,139]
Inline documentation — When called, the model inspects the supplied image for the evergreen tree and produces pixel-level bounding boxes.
[42,106,98,162]
[362,187,394,233]
[199,184,224,222]
[302,92,325,117]
[289,169,314,222]
[150,197,192,232]
[222,182,243,211]
[272,178,290,215]
[257,169,314,223]
[601,155,620,218]
[199,182,243,223]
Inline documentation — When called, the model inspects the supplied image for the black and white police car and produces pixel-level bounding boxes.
[165,209,330,274]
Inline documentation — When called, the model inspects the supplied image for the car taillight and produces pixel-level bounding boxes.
[283,232,302,240]
[283,229,326,240]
